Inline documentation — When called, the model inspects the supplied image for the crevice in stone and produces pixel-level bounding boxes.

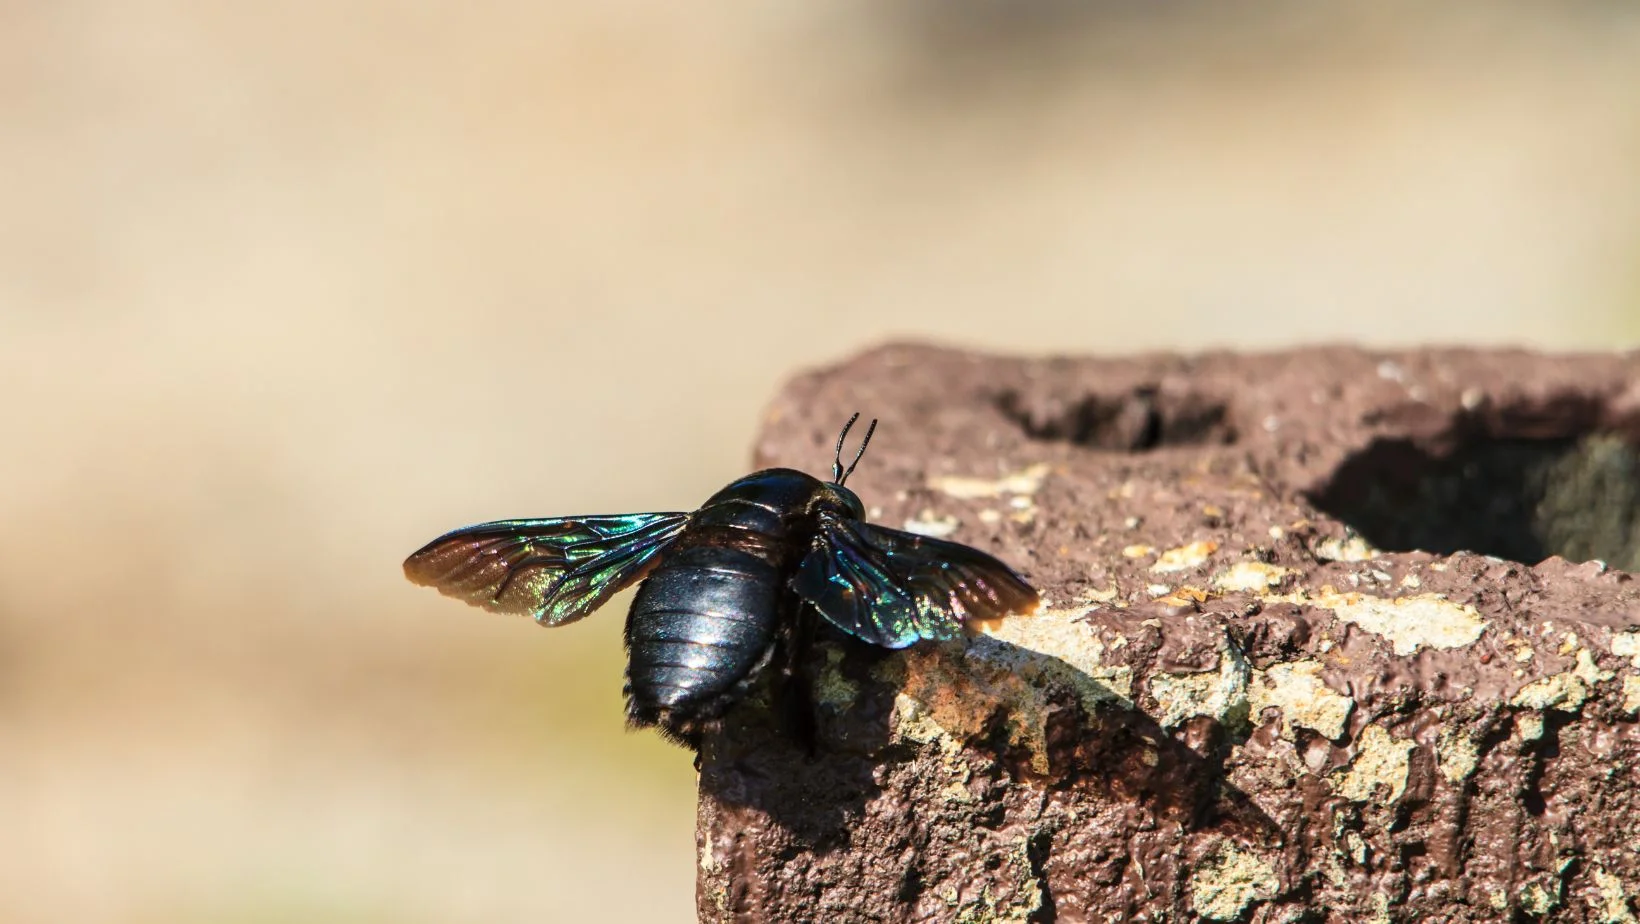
[995,385,1237,452]
[1026,826,1057,923]
[1310,400,1640,569]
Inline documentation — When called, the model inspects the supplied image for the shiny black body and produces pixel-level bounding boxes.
[623,469,851,740]
[404,417,1039,750]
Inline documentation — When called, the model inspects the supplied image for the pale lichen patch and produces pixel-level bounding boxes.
[1592,867,1637,924]
[699,829,719,874]
[1365,892,1393,924]
[1083,585,1120,603]
[1006,495,1037,525]
[1344,831,1369,867]
[1436,729,1480,785]
[1611,631,1640,668]
[1511,671,1589,713]
[1575,648,1615,685]
[1152,540,1220,574]
[929,463,1051,500]
[1622,676,1640,715]
[1151,671,1222,729]
[1213,561,1291,592]
[1248,660,1354,740]
[1520,882,1559,917]
[976,607,1135,707]
[903,511,961,538]
[703,882,731,918]
[889,686,969,748]
[1333,724,1415,804]
[812,646,860,711]
[1149,638,1251,730]
[1313,535,1380,562]
[1321,592,1489,656]
[949,881,1042,924]
[1189,844,1279,921]
[1517,713,1546,742]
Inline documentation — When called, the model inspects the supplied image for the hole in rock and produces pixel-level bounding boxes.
[1310,430,1640,570]
[996,386,1236,451]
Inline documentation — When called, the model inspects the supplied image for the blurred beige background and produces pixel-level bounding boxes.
[2,3,1638,922]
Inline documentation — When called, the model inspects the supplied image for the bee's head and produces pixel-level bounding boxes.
[814,481,865,520]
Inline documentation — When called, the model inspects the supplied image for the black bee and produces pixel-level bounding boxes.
[403,415,1039,747]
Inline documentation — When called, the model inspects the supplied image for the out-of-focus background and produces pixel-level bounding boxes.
[2,3,1638,922]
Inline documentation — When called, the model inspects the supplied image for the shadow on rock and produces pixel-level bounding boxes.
[699,631,1280,852]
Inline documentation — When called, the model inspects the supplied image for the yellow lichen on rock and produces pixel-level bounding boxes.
[1148,638,1250,730]
[977,607,1135,708]
[1511,671,1589,713]
[1435,729,1481,785]
[1189,844,1279,921]
[1575,648,1615,685]
[1312,535,1380,562]
[1611,631,1640,668]
[1516,713,1546,742]
[1333,724,1415,804]
[929,463,1051,500]
[903,510,961,538]
[1248,660,1354,740]
[812,646,859,711]
[1592,867,1637,924]
[1520,882,1559,917]
[1151,540,1220,574]
[1622,676,1640,715]
[1321,592,1489,656]
[1213,561,1291,592]
[699,829,719,874]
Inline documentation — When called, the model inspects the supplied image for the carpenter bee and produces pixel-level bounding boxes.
[404,415,1040,747]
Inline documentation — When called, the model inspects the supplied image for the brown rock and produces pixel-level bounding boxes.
[696,344,1640,923]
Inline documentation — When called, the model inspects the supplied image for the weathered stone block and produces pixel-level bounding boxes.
[697,344,1640,923]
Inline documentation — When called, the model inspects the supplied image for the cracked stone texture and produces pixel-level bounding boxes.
[696,344,1640,923]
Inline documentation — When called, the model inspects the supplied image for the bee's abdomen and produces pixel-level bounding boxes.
[624,540,782,728]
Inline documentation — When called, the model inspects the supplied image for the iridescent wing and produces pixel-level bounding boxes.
[404,512,690,625]
[791,513,1039,648]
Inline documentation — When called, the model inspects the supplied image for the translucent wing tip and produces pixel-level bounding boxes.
[401,546,445,587]
[964,583,1042,633]
[402,513,690,624]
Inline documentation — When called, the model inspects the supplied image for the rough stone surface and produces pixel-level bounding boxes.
[697,344,1640,923]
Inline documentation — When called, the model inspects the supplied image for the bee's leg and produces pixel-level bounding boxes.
[778,602,820,758]
[681,725,704,756]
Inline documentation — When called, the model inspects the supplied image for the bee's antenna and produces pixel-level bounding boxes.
[832,413,877,486]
